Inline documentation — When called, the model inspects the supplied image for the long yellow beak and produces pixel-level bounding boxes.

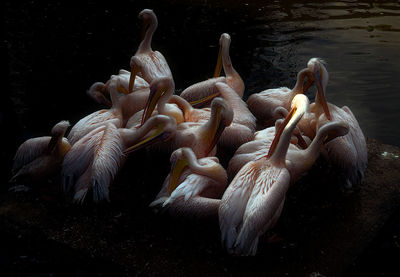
[168,156,189,195]
[268,107,296,157]
[123,124,171,154]
[141,86,166,125]
[205,106,225,155]
[189,91,221,108]
[314,68,332,120]
[128,66,139,93]
[213,44,223,78]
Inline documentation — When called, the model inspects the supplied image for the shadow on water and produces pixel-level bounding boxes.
[2,0,400,275]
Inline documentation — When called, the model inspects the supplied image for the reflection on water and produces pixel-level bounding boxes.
[3,1,400,170]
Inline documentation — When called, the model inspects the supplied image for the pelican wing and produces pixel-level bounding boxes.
[235,166,290,256]
[219,161,259,253]
[12,137,51,174]
[62,124,123,203]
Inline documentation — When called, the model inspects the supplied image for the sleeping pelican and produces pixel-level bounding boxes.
[219,94,311,256]
[305,58,367,185]
[11,120,71,184]
[180,33,244,107]
[62,114,176,203]
[150,147,227,219]
[129,9,173,93]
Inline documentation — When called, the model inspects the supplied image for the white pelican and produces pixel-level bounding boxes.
[11,120,71,184]
[129,9,173,93]
[62,114,176,204]
[218,94,312,256]
[87,69,149,108]
[303,58,368,185]
[68,76,128,145]
[246,60,327,129]
[180,33,244,107]
[150,147,227,219]
[214,82,256,153]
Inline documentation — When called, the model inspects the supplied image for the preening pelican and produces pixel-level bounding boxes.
[129,9,173,93]
[180,33,244,107]
[219,94,310,256]
[11,121,71,184]
[304,58,367,185]
[150,147,227,219]
[87,69,149,108]
[62,114,176,204]
[246,62,316,129]
[169,97,233,158]
[214,82,256,152]
[68,76,126,145]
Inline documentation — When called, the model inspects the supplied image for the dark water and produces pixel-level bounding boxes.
[2,0,400,275]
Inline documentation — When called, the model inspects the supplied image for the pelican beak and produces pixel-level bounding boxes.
[189,91,221,108]
[141,86,166,125]
[268,106,296,157]
[213,43,223,78]
[168,156,189,195]
[128,66,139,93]
[314,68,332,120]
[205,106,226,155]
[123,124,173,155]
[118,85,129,95]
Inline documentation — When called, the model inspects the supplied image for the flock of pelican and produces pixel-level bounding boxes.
[10,9,367,256]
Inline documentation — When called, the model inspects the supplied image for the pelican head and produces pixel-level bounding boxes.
[268,94,310,159]
[167,147,226,195]
[138,9,157,27]
[123,114,176,154]
[306,58,331,120]
[205,97,233,154]
[141,77,174,125]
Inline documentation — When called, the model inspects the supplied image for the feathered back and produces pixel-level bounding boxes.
[62,124,124,203]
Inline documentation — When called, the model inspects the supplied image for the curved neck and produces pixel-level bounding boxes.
[168,95,194,119]
[184,149,226,185]
[291,68,308,98]
[120,116,161,147]
[269,108,306,165]
[137,15,157,53]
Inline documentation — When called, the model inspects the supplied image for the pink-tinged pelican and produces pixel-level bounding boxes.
[68,76,127,145]
[126,94,234,158]
[11,120,71,184]
[180,33,244,107]
[246,61,319,129]
[129,9,173,93]
[214,82,256,152]
[87,69,149,108]
[219,94,311,256]
[150,147,227,219]
[305,58,367,185]
[62,114,176,204]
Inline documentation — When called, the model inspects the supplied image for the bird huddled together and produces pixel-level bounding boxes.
[10,9,367,256]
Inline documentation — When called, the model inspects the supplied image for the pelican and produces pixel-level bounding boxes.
[305,58,367,185]
[126,95,233,159]
[129,9,173,93]
[214,82,256,153]
[87,69,149,108]
[227,116,309,181]
[180,33,244,107]
[246,61,321,129]
[68,76,127,145]
[11,120,71,184]
[219,94,312,256]
[62,114,176,203]
[150,147,227,219]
